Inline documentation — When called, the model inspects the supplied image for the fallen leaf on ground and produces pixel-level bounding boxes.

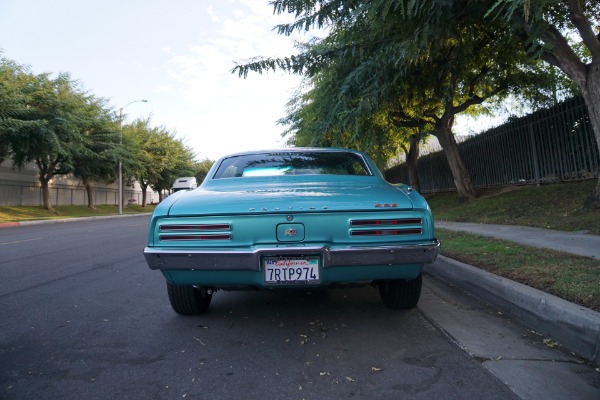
[193,336,206,346]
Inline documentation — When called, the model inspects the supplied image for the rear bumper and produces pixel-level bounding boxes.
[143,240,440,271]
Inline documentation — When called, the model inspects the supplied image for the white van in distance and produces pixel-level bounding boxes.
[172,177,198,192]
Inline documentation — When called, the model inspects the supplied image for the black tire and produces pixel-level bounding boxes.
[378,273,422,310]
[167,282,212,315]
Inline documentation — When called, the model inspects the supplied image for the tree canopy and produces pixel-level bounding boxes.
[234,0,573,200]
[124,117,197,204]
[486,0,600,206]
[0,55,208,210]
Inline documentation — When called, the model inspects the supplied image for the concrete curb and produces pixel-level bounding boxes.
[0,213,150,229]
[425,256,600,365]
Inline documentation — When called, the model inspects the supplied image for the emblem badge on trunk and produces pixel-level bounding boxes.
[285,228,297,237]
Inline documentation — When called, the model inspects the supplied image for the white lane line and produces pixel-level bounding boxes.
[0,237,44,246]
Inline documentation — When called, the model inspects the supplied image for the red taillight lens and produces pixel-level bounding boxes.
[350,218,422,226]
[159,224,231,231]
[159,233,231,241]
[350,228,422,236]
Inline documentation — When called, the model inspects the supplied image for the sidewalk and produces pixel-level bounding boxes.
[429,221,600,366]
[436,221,600,259]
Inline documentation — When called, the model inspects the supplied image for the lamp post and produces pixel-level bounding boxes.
[118,99,148,214]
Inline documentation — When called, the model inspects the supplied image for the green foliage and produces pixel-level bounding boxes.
[437,228,600,312]
[0,56,46,163]
[484,1,600,208]
[123,118,196,195]
[0,55,129,209]
[71,96,122,186]
[245,2,561,177]
[4,69,87,175]
[233,0,587,200]
[0,204,155,222]
[1,53,203,208]
[427,180,600,235]
[194,158,215,184]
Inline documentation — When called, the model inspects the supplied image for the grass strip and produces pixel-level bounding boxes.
[437,229,600,312]
[0,204,154,222]
[426,180,600,235]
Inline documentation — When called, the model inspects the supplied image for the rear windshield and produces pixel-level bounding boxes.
[213,152,372,179]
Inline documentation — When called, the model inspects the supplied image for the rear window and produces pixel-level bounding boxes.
[213,152,372,179]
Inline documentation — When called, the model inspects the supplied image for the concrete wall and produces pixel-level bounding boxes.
[0,160,158,206]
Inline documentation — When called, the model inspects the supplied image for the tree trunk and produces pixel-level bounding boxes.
[536,14,600,207]
[84,179,95,209]
[140,182,148,207]
[39,176,54,212]
[434,127,477,201]
[35,158,57,213]
[405,134,421,192]
[580,62,600,209]
[121,177,126,210]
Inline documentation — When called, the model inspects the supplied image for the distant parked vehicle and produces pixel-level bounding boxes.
[172,177,197,192]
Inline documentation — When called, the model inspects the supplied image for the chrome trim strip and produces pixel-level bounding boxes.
[143,240,440,271]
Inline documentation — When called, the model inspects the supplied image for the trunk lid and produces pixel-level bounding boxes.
[166,178,413,216]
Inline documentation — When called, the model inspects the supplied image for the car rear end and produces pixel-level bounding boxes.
[143,149,439,314]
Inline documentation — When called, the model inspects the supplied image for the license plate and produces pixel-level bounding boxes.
[263,256,320,285]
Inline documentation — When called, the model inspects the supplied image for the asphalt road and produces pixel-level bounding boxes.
[0,216,594,399]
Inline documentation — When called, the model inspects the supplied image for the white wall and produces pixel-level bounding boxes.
[0,160,158,206]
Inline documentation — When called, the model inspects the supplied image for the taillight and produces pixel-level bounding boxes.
[159,233,231,241]
[159,224,231,231]
[350,218,422,236]
[158,223,232,242]
[350,228,422,236]
[350,218,422,226]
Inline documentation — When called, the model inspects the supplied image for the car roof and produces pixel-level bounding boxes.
[219,148,363,159]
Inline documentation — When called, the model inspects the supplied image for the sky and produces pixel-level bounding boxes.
[0,0,310,161]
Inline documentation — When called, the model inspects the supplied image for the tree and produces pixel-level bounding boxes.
[124,118,160,207]
[151,137,196,199]
[234,0,554,200]
[486,0,600,207]
[6,70,88,211]
[0,56,45,165]
[71,97,122,208]
[195,158,215,185]
[279,77,420,175]
[124,119,196,205]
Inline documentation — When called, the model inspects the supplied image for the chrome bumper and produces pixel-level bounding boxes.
[143,240,440,271]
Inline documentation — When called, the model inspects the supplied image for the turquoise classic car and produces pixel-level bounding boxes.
[144,149,439,315]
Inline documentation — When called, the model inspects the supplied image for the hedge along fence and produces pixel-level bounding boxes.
[385,96,599,192]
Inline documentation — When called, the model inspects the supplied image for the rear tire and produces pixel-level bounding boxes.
[378,273,422,310]
[167,282,212,315]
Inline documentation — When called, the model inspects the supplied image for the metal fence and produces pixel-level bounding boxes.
[0,182,150,207]
[385,96,599,192]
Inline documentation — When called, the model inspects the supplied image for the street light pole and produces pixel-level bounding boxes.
[118,99,148,215]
